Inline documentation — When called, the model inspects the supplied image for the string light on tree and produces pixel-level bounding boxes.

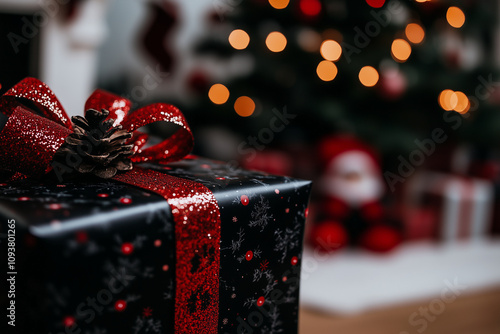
[228,29,250,50]
[266,32,287,52]
[359,66,379,87]
[234,96,255,117]
[447,7,465,28]
[299,0,321,17]
[366,0,385,8]
[391,39,412,62]
[269,0,290,9]
[320,40,342,61]
[452,91,470,114]
[316,60,338,82]
[208,84,230,105]
[438,89,458,111]
[405,23,425,44]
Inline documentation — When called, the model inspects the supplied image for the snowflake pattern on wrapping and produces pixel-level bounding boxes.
[249,195,274,231]
[0,157,311,333]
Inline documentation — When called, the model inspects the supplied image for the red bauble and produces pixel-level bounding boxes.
[360,225,401,253]
[310,221,348,252]
[361,201,384,222]
[366,0,385,8]
[321,197,350,220]
[299,0,321,16]
[256,296,265,307]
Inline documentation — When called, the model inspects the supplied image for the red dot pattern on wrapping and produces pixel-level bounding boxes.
[121,242,134,255]
[241,195,249,206]
[63,316,75,328]
[120,197,132,204]
[114,300,127,312]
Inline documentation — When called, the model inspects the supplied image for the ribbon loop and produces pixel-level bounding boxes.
[121,103,194,164]
[0,106,72,176]
[85,89,132,126]
[0,77,72,129]
[0,78,194,177]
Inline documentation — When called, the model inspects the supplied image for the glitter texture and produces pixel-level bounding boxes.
[0,107,71,176]
[85,89,132,126]
[0,77,72,129]
[120,103,194,164]
[0,78,220,333]
[114,167,220,334]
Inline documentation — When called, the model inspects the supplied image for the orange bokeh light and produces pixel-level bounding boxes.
[266,32,287,52]
[208,84,230,105]
[391,39,412,62]
[447,7,465,28]
[234,96,255,117]
[359,66,379,87]
[229,29,250,50]
[405,23,425,44]
[453,91,469,113]
[320,40,342,61]
[269,0,290,9]
[439,89,457,111]
[316,61,338,81]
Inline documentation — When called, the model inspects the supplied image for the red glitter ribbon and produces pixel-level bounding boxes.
[0,78,219,334]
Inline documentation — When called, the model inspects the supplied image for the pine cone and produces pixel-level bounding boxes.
[55,109,134,179]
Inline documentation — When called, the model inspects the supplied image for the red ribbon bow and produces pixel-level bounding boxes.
[0,77,193,179]
[0,78,220,334]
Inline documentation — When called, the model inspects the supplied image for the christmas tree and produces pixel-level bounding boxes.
[187,0,500,171]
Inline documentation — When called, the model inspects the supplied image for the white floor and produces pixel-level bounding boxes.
[299,239,500,314]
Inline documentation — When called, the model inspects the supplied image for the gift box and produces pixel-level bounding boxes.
[0,79,311,334]
[403,171,494,242]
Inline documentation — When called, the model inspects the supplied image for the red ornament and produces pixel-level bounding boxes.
[291,256,299,266]
[361,201,384,221]
[97,193,109,198]
[17,197,30,201]
[114,300,127,312]
[120,197,132,204]
[63,316,75,327]
[240,195,249,206]
[310,220,348,253]
[360,225,401,253]
[245,250,253,261]
[154,239,162,247]
[366,0,385,8]
[300,0,321,16]
[256,296,265,307]
[121,242,134,255]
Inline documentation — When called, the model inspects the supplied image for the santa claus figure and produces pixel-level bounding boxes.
[310,136,402,253]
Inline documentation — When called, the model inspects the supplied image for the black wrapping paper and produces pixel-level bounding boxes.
[0,157,311,334]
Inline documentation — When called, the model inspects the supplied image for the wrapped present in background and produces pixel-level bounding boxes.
[403,171,494,243]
